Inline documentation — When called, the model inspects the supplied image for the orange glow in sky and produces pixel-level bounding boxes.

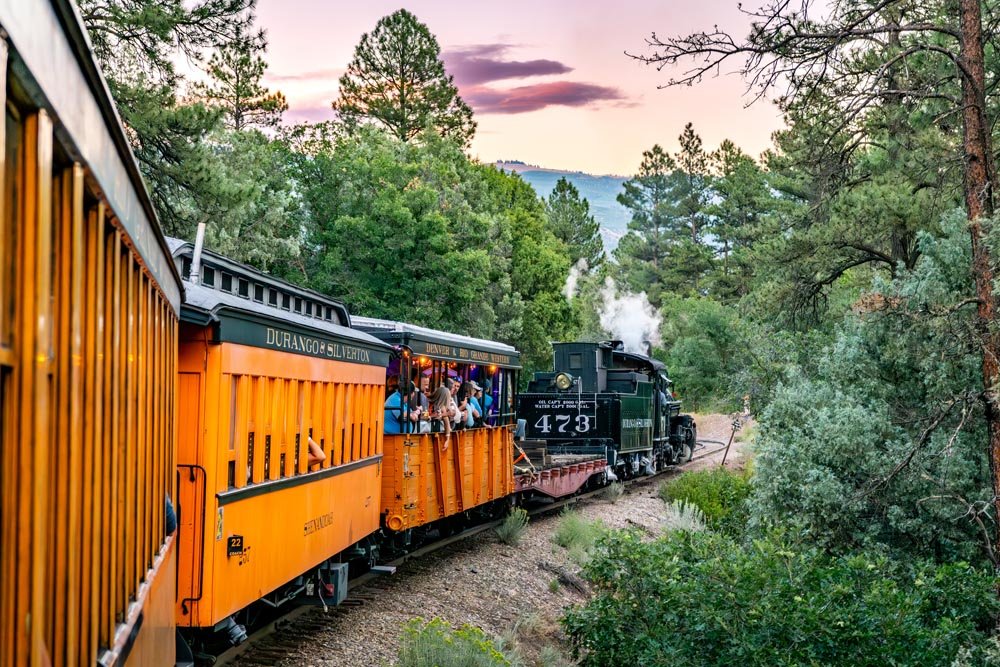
[257,0,785,175]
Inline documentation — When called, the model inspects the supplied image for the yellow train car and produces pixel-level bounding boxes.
[0,0,183,664]
[170,241,392,647]
[353,318,520,539]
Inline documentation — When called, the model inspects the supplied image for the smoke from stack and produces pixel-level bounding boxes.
[598,277,661,355]
[562,258,589,301]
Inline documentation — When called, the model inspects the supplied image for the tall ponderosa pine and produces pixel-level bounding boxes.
[706,140,771,301]
[333,9,476,146]
[615,144,674,306]
[194,27,288,130]
[546,178,604,269]
[633,0,1000,562]
[615,127,716,300]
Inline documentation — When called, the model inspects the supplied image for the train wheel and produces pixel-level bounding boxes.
[681,424,696,463]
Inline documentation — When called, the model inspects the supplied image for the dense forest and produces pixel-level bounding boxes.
[84,0,1000,663]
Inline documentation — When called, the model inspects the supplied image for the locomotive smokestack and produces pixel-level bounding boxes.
[643,339,652,357]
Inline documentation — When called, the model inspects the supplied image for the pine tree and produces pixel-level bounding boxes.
[194,27,288,130]
[546,178,604,269]
[333,9,476,146]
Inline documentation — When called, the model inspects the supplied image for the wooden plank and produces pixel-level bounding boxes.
[123,253,136,603]
[0,41,12,657]
[106,230,121,639]
[27,109,54,667]
[64,163,84,667]
[79,204,99,662]
[4,102,25,667]
[49,167,71,665]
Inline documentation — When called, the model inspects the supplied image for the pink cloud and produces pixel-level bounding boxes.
[443,44,572,86]
[264,68,344,83]
[463,81,627,114]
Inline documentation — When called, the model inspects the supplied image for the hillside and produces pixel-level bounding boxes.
[495,161,630,251]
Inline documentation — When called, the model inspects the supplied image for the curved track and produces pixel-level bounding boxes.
[214,439,728,666]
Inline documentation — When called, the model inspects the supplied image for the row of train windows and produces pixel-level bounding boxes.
[185,259,338,322]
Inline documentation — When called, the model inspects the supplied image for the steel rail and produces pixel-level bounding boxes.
[213,441,725,666]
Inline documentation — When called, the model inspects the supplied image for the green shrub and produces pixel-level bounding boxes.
[564,530,999,667]
[659,467,750,533]
[396,618,516,667]
[600,481,625,503]
[553,510,605,554]
[659,499,706,533]
[495,508,529,546]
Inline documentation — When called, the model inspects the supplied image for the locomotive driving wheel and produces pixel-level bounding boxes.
[680,423,696,463]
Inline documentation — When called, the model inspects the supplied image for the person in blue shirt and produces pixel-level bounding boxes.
[466,381,484,427]
[384,381,420,434]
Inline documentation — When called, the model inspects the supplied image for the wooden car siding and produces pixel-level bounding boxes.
[0,49,179,666]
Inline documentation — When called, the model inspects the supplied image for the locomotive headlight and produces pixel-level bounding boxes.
[554,372,574,391]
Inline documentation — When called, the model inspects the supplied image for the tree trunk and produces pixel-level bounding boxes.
[958,0,1000,560]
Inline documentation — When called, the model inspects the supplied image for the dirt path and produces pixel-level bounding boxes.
[238,414,752,667]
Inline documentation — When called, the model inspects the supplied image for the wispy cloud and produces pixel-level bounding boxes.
[443,44,572,86]
[464,81,627,114]
[282,103,337,124]
[264,68,343,83]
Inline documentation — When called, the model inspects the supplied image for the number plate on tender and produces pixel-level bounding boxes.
[528,398,597,436]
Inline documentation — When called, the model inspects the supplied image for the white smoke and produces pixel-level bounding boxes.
[562,258,589,301]
[598,277,662,354]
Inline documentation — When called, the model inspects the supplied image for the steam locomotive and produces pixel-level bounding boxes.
[518,341,697,479]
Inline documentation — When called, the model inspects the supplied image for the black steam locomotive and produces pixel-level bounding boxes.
[518,341,697,479]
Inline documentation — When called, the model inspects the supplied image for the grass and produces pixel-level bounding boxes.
[495,507,529,546]
[553,509,605,565]
[660,499,707,533]
[396,618,518,667]
[601,481,625,503]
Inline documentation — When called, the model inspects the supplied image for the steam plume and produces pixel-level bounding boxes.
[598,277,661,354]
[563,258,589,301]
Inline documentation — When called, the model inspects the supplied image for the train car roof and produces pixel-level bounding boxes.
[353,316,521,369]
[0,0,183,309]
[170,239,391,366]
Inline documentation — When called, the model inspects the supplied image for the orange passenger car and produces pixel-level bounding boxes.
[354,318,521,538]
[170,242,391,647]
[0,1,182,665]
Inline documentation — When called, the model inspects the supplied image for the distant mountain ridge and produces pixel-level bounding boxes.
[494,160,630,252]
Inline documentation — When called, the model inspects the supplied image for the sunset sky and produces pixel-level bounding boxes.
[256,0,786,176]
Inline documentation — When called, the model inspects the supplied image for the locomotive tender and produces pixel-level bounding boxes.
[519,341,697,478]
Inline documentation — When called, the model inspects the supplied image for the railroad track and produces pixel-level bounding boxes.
[214,440,728,666]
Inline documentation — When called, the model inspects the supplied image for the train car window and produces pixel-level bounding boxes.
[238,277,249,297]
[268,289,278,306]
[305,302,312,316]
[221,272,232,292]
[202,266,215,287]
[253,284,264,302]
[182,257,191,280]
[294,297,303,313]
[325,306,333,321]
[281,293,290,310]
[569,353,582,370]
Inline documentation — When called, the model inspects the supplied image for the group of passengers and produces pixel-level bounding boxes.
[384,375,494,448]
